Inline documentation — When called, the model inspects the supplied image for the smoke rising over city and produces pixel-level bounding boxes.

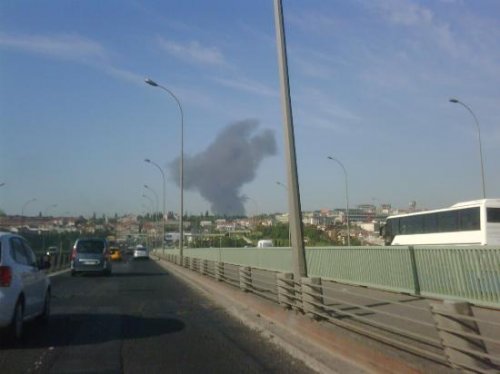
[169,119,277,216]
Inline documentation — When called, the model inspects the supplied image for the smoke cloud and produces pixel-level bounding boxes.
[169,119,276,216]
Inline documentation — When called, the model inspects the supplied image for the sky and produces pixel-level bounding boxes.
[1,0,499,217]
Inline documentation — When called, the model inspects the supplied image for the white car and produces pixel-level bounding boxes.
[133,245,149,259]
[0,232,51,340]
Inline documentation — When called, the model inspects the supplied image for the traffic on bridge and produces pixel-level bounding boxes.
[0,251,313,373]
[1,0,500,373]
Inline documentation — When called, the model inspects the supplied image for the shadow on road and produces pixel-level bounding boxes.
[3,313,185,349]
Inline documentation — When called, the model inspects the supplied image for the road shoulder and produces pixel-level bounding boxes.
[155,257,426,374]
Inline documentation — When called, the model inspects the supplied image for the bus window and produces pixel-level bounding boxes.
[487,208,500,223]
[438,211,458,232]
[423,213,438,233]
[400,217,410,234]
[390,218,399,235]
[381,218,396,245]
[406,215,424,234]
[459,207,480,230]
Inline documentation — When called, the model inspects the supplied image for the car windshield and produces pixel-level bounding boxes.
[77,240,105,254]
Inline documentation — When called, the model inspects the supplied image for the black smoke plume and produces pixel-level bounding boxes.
[169,119,276,216]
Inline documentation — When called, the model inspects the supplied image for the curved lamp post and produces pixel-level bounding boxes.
[327,156,351,246]
[144,185,160,222]
[142,194,155,214]
[145,158,166,250]
[144,186,160,247]
[242,194,260,218]
[44,203,58,217]
[21,198,37,217]
[449,98,486,198]
[42,203,57,251]
[242,194,260,233]
[142,194,156,247]
[145,78,184,258]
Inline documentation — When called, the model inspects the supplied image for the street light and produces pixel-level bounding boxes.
[21,198,37,217]
[142,194,155,247]
[44,204,58,217]
[242,194,260,218]
[144,185,159,216]
[276,181,288,191]
[327,156,351,247]
[144,186,160,247]
[242,194,260,232]
[145,78,185,259]
[42,204,57,251]
[145,158,166,250]
[142,194,155,212]
[449,98,486,198]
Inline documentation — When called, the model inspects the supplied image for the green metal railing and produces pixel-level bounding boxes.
[156,245,500,308]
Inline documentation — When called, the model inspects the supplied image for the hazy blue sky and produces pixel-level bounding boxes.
[1,0,499,217]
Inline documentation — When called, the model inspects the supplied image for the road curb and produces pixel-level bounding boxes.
[155,256,424,374]
[48,268,71,277]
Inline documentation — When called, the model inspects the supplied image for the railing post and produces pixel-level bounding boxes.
[215,262,224,281]
[189,257,197,271]
[301,277,324,319]
[183,256,189,268]
[239,266,252,292]
[201,259,208,275]
[408,245,421,295]
[277,272,295,309]
[431,300,492,371]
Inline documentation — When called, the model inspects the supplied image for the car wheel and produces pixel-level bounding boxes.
[10,300,24,340]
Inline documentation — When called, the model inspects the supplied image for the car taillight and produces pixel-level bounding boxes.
[0,266,12,287]
[71,246,77,260]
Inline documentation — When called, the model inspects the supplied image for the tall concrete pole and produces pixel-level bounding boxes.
[273,0,307,278]
[276,181,291,247]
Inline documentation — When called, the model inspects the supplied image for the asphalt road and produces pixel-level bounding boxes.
[0,256,315,374]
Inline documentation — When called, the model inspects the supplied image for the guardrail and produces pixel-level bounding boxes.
[156,246,500,308]
[155,249,500,373]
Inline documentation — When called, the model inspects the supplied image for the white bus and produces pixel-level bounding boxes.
[380,199,500,246]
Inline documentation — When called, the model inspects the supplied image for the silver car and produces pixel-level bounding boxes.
[133,245,149,259]
[0,232,51,340]
[70,238,112,276]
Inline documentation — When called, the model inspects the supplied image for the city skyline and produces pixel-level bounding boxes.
[1,0,500,216]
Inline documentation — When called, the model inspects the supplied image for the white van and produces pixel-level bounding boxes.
[257,239,273,248]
